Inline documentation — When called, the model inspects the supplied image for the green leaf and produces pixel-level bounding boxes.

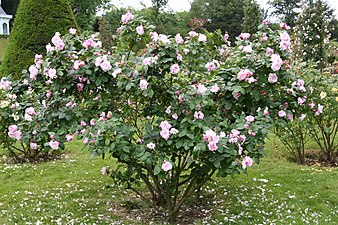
[154,165,161,175]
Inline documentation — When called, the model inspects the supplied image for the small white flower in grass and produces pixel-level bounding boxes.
[147,142,156,150]
[69,28,77,35]
[162,160,172,171]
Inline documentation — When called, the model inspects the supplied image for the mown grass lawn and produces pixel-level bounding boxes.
[0,39,8,62]
[0,140,337,225]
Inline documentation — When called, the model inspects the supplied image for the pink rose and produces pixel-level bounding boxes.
[48,68,57,79]
[77,83,84,92]
[162,160,172,172]
[121,11,134,24]
[51,32,65,51]
[100,60,112,72]
[242,156,253,169]
[29,65,39,80]
[198,34,207,42]
[170,64,180,74]
[210,84,219,93]
[160,129,171,140]
[136,25,144,35]
[188,31,198,37]
[278,110,286,117]
[66,134,73,142]
[194,111,204,120]
[49,140,59,150]
[245,115,255,123]
[30,142,39,150]
[243,45,253,53]
[160,121,172,130]
[139,79,149,90]
[101,167,107,175]
[239,33,250,40]
[146,142,156,150]
[268,73,278,83]
[208,142,218,151]
[69,28,77,35]
[175,33,184,44]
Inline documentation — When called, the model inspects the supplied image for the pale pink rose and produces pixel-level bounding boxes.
[208,142,218,151]
[264,107,270,115]
[245,77,257,83]
[205,62,216,72]
[8,125,17,133]
[112,68,122,78]
[49,140,59,150]
[176,53,182,62]
[100,60,112,72]
[80,121,87,126]
[25,107,36,116]
[170,64,180,74]
[139,79,149,90]
[146,142,156,150]
[237,69,253,81]
[48,68,57,79]
[136,138,143,144]
[169,128,179,135]
[143,57,152,66]
[197,84,207,94]
[220,131,226,138]
[159,34,170,44]
[271,54,283,71]
[278,110,286,117]
[315,104,323,116]
[239,33,250,40]
[77,83,84,92]
[280,32,291,52]
[194,111,204,120]
[297,97,306,105]
[287,114,294,121]
[162,160,172,171]
[82,39,95,49]
[242,156,253,169]
[34,54,43,65]
[183,49,190,54]
[175,33,184,44]
[160,121,172,130]
[101,167,107,175]
[244,123,249,129]
[150,32,159,41]
[69,28,77,35]
[95,57,103,67]
[73,60,85,70]
[160,129,171,140]
[66,134,73,142]
[223,33,229,40]
[30,142,39,150]
[243,45,253,53]
[90,119,96,126]
[136,25,144,35]
[299,114,306,121]
[279,23,290,30]
[198,34,207,42]
[83,138,89,144]
[233,92,241,100]
[188,31,198,37]
[210,84,220,93]
[51,32,65,51]
[121,11,134,24]
[46,43,54,52]
[203,130,219,143]
[29,65,39,80]
[46,90,53,98]
[172,113,178,120]
[268,73,278,83]
[245,115,255,123]
[266,47,274,55]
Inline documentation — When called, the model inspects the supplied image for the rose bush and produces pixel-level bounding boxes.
[0,13,310,220]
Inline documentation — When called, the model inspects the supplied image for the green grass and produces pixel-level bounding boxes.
[0,39,8,62]
[0,140,337,224]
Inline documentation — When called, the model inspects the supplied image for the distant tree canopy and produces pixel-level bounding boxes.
[190,0,246,39]
[0,0,77,78]
[242,0,261,34]
[268,0,302,27]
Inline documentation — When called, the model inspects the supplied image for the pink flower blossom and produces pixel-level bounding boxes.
[245,77,257,83]
[48,68,57,79]
[237,69,253,81]
[264,107,270,115]
[242,156,253,169]
[147,142,156,150]
[197,84,207,94]
[51,32,65,51]
[162,160,172,171]
[169,128,179,135]
[188,31,198,37]
[77,83,84,92]
[112,68,122,78]
[172,113,178,120]
[29,65,39,80]
[239,33,250,40]
[208,142,218,151]
[315,104,323,116]
[299,114,306,121]
[271,54,283,71]
[175,33,184,44]
[49,140,59,150]
[136,25,144,35]
[203,130,219,144]
[244,123,249,129]
[210,84,220,93]
[278,110,286,117]
[83,138,89,144]
[160,121,172,130]
[243,45,253,53]
[121,11,134,24]
[280,32,291,52]
[100,60,112,72]
[159,34,170,44]
[69,28,77,35]
[25,107,36,116]
[30,142,39,150]
[101,167,107,175]
[266,47,274,55]
[80,121,87,126]
[245,115,255,123]
[82,39,95,49]
[66,134,73,142]
[233,92,241,100]
[160,129,171,140]
[198,34,207,42]
[297,97,306,105]
[73,60,85,70]
[205,62,216,72]
[268,73,278,83]
[90,119,96,126]
[139,79,149,90]
[194,111,204,120]
[170,64,180,74]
